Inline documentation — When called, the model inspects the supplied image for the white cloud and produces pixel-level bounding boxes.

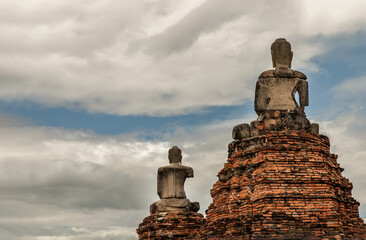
[0,0,365,116]
[301,0,366,36]
[0,114,234,239]
[332,75,366,108]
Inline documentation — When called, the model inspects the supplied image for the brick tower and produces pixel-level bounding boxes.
[200,39,366,239]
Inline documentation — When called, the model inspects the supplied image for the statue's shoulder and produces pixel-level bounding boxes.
[183,165,193,171]
[293,70,307,80]
[158,164,192,171]
[169,165,193,174]
[259,69,307,80]
[158,165,170,172]
[258,69,275,78]
[173,164,192,171]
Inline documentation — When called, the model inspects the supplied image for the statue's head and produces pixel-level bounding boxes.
[271,38,293,69]
[168,146,182,164]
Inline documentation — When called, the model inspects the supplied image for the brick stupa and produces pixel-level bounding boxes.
[200,38,366,239]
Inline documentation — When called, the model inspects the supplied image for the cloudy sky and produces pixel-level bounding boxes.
[0,0,366,239]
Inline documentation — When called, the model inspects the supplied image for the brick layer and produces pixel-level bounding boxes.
[136,211,205,239]
[200,131,366,239]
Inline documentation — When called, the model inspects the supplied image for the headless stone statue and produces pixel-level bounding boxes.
[150,146,200,214]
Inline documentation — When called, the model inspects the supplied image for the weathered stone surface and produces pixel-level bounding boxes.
[199,131,366,239]
[150,198,191,214]
[233,123,251,140]
[255,76,308,114]
[150,198,200,214]
[311,123,320,134]
[262,110,310,133]
[271,38,293,70]
[250,120,259,136]
[190,201,200,212]
[259,69,306,79]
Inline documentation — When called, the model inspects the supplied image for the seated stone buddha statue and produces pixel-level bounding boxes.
[255,38,309,114]
[150,146,199,214]
[249,38,312,134]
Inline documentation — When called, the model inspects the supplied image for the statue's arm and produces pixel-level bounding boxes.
[157,168,163,199]
[254,81,260,113]
[187,167,194,178]
[298,80,309,111]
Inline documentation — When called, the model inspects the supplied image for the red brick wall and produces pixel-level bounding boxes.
[200,131,366,239]
[137,211,205,239]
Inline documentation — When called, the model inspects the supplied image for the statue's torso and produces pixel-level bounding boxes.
[157,164,193,199]
[255,70,307,114]
[255,77,299,112]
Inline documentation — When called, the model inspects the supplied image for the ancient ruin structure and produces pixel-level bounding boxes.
[137,39,365,239]
[200,38,366,239]
[137,146,204,239]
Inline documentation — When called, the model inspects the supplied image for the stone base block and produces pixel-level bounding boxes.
[150,198,199,214]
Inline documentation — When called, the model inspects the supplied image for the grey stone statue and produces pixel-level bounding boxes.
[150,146,200,214]
[250,38,311,134]
[255,38,309,114]
[232,38,319,139]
